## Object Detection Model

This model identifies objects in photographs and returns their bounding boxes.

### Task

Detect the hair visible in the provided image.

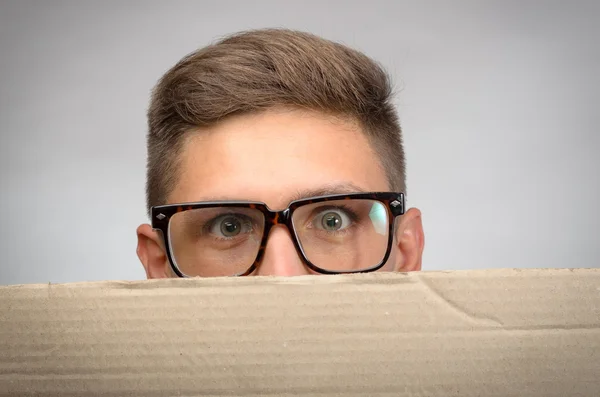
[146,28,405,214]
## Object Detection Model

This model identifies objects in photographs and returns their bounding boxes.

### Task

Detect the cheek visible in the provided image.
[381,247,401,272]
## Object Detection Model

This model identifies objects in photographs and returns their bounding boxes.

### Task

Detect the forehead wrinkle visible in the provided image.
[170,182,369,207]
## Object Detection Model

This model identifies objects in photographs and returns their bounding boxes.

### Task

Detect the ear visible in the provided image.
[136,223,171,279]
[392,208,425,272]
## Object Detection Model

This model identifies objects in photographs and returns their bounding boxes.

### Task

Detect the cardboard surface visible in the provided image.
[1,268,599,396]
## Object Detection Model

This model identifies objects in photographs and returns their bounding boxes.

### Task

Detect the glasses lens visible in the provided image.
[292,199,390,272]
[168,207,265,277]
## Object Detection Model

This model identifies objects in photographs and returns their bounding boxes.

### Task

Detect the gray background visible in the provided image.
[1,0,598,285]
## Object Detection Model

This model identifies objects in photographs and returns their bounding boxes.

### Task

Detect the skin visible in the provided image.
[136,107,424,278]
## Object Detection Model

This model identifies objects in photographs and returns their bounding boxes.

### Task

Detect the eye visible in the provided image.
[209,215,253,238]
[314,208,353,231]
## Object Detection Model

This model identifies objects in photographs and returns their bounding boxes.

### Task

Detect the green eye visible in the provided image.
[314,208,353,231]
[220,217,242,237]
[208,215,253,238]
[321,212,343,231]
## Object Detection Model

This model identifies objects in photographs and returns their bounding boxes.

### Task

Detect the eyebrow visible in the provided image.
[179,183,368,205]
[289,183,368,202]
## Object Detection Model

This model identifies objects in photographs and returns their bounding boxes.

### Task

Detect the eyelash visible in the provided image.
[308,204,360,227]
[196,204,360,237]
[200,214,255,239]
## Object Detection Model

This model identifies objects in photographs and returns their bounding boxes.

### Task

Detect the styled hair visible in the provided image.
[146,28,405,214]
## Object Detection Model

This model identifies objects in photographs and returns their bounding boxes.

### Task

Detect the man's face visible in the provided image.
[136,108,424,278]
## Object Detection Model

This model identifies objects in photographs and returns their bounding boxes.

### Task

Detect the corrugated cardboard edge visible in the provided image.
[1,268,599,396]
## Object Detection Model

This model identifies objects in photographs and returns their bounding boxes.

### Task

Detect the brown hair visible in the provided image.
[146,28,405,214]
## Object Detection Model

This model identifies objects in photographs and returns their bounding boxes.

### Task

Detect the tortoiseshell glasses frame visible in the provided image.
[151,192,405,277]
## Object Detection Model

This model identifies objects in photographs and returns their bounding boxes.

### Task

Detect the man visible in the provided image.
[136,28,424,278]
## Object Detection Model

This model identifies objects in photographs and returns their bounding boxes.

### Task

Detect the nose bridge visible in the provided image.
[256,209,308,276]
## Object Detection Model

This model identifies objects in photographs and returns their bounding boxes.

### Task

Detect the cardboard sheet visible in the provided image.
[1,268,599,396]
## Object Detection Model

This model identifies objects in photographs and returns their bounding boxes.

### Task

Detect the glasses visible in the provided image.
[151,192,405,277]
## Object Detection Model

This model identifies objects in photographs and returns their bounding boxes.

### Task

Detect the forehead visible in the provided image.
[169,108,390,209]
